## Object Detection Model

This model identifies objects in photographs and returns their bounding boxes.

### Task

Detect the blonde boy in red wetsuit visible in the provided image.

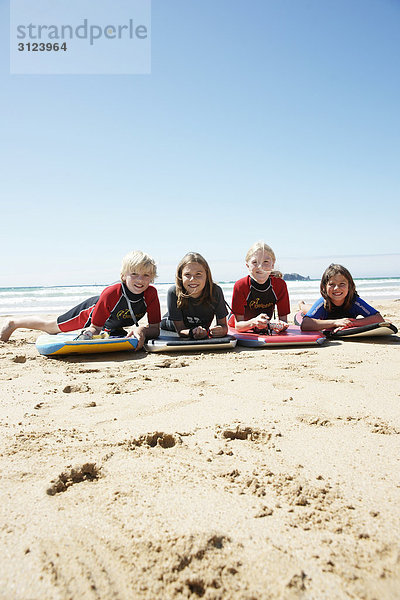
[1,251,160,350]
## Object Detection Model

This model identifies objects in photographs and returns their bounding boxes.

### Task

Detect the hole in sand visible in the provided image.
[187,579,205,597]
[146,432,176,448]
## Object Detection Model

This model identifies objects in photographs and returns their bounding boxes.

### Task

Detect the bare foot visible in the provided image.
[0,320,16,342]
[298,301,308,314]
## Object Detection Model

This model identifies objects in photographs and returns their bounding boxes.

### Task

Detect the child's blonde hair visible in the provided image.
[245,241,276,264]
[245,241,282,278]
[120,250,157,282]
[175,252,216,309]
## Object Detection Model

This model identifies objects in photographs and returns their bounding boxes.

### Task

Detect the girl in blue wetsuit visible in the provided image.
[300,264,384,332]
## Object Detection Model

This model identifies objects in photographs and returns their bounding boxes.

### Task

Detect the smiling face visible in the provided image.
[181,262,207,298]
[123,270,152,295]
[325,274,350,306]
[246,250,275,284]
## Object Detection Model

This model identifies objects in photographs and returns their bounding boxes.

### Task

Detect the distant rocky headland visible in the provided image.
[283,273,310,281]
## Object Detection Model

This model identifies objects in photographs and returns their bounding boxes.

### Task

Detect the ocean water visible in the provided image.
[0,278,399,317]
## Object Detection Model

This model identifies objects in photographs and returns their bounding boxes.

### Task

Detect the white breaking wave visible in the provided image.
[0,279,399,316]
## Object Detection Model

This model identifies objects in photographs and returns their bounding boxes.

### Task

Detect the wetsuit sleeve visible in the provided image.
[273,278,291,318]
[91,284,121,328]
[350,297,379,317]
[231,278,248,315]
[144,286,161,324]
[166,286,183,322]
[305,298,327,319]
[214,285,228,319]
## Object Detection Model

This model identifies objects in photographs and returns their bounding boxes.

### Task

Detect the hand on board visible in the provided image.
[332,318,357,333]
[128,325,145,350]
[192,326,208,339]
[269,320,289,333]
[209,325,225,338]
[251,313,270,329]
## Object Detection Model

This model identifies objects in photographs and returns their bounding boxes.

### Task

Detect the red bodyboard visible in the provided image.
[228,324,325,347]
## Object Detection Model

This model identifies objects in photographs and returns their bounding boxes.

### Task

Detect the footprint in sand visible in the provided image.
[106,382,141,394]
[63,383,90,393]
[254,505,274,518]
[128,431,182,449]
[154,358,188,369]
[47,462,101,496]
[286,571,309,592]
[219,425,271,442]
[162,533,241,596]
[298,415,332,427]
[367,418,400,435]
[12,355,26,363]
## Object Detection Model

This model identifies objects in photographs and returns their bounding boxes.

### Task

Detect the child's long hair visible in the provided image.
[320,264,357,312]
[176,252,216,309]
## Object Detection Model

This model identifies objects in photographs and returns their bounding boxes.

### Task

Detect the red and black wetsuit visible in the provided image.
[57,282,161,337]
[231,275,290,321]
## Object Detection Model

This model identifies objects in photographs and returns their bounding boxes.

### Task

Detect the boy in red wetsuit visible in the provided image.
[1,251,161,349]
[230,242,290,333]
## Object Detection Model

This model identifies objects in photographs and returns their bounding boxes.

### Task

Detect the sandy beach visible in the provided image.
[0,300,399,600]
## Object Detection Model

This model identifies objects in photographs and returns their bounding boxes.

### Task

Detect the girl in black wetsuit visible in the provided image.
[162,252,228,340]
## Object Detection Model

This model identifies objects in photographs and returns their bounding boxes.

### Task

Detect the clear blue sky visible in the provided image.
[1,0,399,286]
